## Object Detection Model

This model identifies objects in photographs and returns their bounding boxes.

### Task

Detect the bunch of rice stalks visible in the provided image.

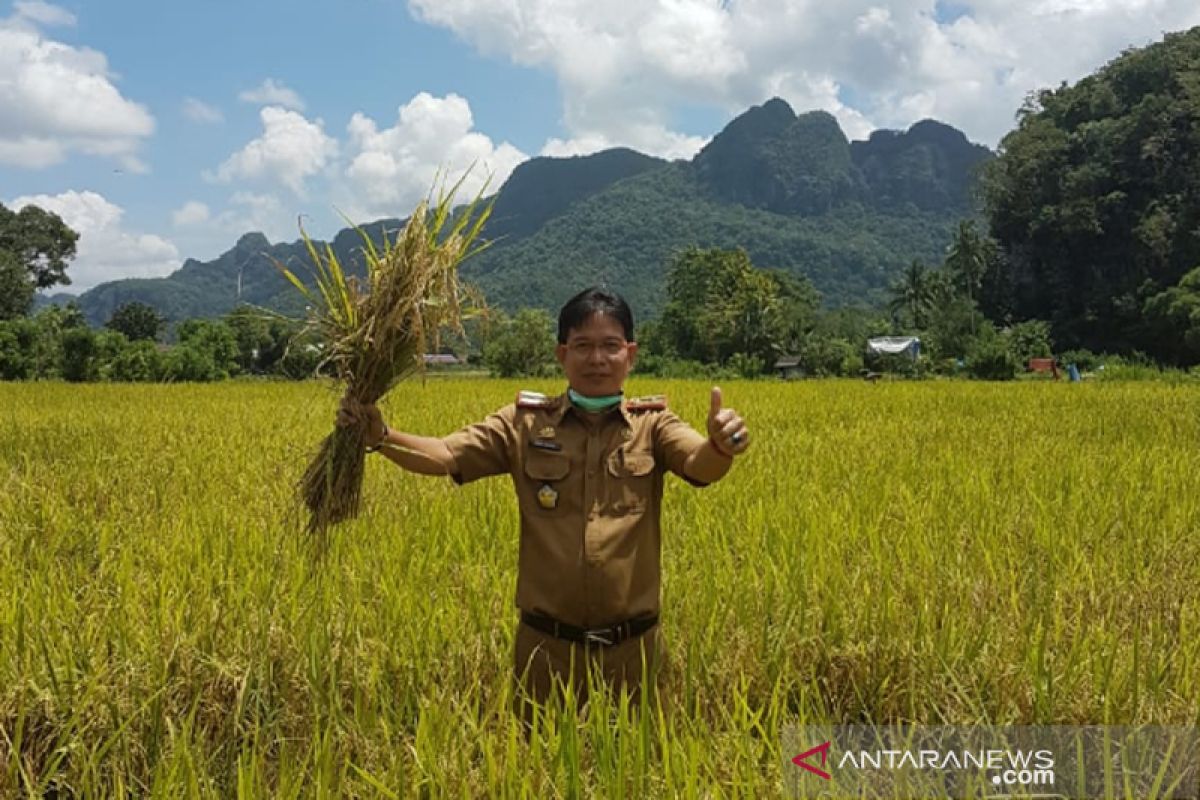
[276,178,492,537]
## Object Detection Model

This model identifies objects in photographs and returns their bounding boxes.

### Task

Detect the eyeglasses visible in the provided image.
[567,339,627,357]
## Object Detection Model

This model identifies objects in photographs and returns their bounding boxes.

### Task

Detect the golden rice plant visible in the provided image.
[275,176,492,536]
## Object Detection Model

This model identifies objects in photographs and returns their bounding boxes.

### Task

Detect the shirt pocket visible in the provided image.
[523,450,571,514]
[604,448,656,513]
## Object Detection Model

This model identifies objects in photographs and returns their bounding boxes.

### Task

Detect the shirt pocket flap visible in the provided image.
[524,451,570,481]
[608,449,655,477]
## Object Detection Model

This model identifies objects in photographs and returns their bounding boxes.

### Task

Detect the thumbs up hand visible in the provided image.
[706,386,749,457]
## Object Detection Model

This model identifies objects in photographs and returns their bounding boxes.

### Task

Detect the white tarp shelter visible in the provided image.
[866,336,921,359]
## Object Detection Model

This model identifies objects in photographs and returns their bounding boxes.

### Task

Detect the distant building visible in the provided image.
[423,353,461,366]
[773,356,804,379]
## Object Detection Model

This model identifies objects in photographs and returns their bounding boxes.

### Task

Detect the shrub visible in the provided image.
[109,340,164,382]
[967,336,1019,380]
[1006,320,1053,364]
[0,319,36,380]
[726,352,765,378]
[61,327,99,382]
[162,344,221,382]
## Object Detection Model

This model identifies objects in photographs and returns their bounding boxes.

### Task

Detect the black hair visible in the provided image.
[557,286,634,344]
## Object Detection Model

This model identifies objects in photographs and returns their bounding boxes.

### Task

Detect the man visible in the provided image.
[337,287,749,714]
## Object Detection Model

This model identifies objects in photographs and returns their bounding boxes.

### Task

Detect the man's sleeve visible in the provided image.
[653,410,711,487]
[441,404,517,485]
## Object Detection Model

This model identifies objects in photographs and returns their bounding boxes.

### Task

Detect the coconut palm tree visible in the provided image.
[887,259,936,329]
[945,220,993,306]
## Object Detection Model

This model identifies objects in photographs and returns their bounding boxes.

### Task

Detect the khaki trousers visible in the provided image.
[512,620,662,722]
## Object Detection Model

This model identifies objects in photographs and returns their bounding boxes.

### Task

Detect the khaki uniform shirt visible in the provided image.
[442,390,709,628]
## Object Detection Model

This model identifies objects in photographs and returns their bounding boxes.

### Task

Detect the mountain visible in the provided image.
[51,98,992,327]
[49,222,402,327]
[851,119,989,211]
[461,99,992,315]
[694,102,863,214]
[486,148,665,241]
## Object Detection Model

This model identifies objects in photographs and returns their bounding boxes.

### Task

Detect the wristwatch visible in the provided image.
[365,423,390,453]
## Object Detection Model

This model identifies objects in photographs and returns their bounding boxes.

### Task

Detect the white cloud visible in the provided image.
[14,1,75,27]
[182,97,223,124]
[221,192,289,241]
[238,78,305,111]
[208,106,338,195]
[541,126,705,159]
[171,201,211,227]
[198,91,525,241]
[11,190,180,292]
[408,0,1200,149]
[339,92,527,220]
[0,9,155,169]
[189,192,292,245]
[164,191,299,266]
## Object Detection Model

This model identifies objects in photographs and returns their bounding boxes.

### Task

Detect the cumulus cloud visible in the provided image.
[198,90,525,243]
[219,192,290,241]
[339,92,527,220]
[182,97,223,124]
[0,8,155,170]
[11,190,180,292]
[208,106,338,196]
[163,192,298,267]
[541,126,705,159]
[171,201,211,227]
[238,78,305,111]
[409,0,1200,150]
[14,1,75,27]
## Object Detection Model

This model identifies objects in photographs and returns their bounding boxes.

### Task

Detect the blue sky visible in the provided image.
[2,0,1198,292]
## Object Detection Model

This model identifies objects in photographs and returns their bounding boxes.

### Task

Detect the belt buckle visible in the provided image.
[584,627,614,646]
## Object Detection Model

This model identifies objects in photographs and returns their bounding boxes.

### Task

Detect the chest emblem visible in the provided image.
[537,483,559,509]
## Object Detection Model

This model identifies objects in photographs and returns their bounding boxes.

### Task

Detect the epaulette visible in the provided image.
[626,394,667,412]
[516,390,557,409]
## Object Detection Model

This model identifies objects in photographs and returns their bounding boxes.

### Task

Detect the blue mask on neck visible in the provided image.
[568,387,623,412]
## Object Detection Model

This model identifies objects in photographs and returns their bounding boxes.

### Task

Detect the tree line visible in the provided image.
[0,300,323,382]
[478,238,1059,382]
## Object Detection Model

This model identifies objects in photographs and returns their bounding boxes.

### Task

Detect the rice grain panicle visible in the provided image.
[274,175,493,539]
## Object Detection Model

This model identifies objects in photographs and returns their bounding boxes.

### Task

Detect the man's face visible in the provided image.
[555,312,638,397]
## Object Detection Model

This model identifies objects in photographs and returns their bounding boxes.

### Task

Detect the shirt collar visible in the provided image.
[550,387,634,427]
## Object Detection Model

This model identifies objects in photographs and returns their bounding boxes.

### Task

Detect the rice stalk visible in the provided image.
[274,174,493,538]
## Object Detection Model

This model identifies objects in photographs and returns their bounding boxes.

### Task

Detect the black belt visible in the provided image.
[520,611,658,648]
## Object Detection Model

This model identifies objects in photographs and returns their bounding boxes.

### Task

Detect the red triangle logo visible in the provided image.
[792,740,832,780]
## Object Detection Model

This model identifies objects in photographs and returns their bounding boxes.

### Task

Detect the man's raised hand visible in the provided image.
[706,386,750,457]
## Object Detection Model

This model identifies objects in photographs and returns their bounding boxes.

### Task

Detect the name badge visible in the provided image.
[531,439,562,451]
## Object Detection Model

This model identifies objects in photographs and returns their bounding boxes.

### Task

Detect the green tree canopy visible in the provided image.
[981,27,1200,359]
[1142,266,1200,364]
[482,308,558,378]
[887,260,937,330]
[176,319,240,378]
[653,247,819,371]
[0,250,35,321]
[106,301,166,342]
[0,202,79,291]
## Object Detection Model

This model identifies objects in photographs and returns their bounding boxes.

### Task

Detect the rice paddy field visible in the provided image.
[2,378,1198,798]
